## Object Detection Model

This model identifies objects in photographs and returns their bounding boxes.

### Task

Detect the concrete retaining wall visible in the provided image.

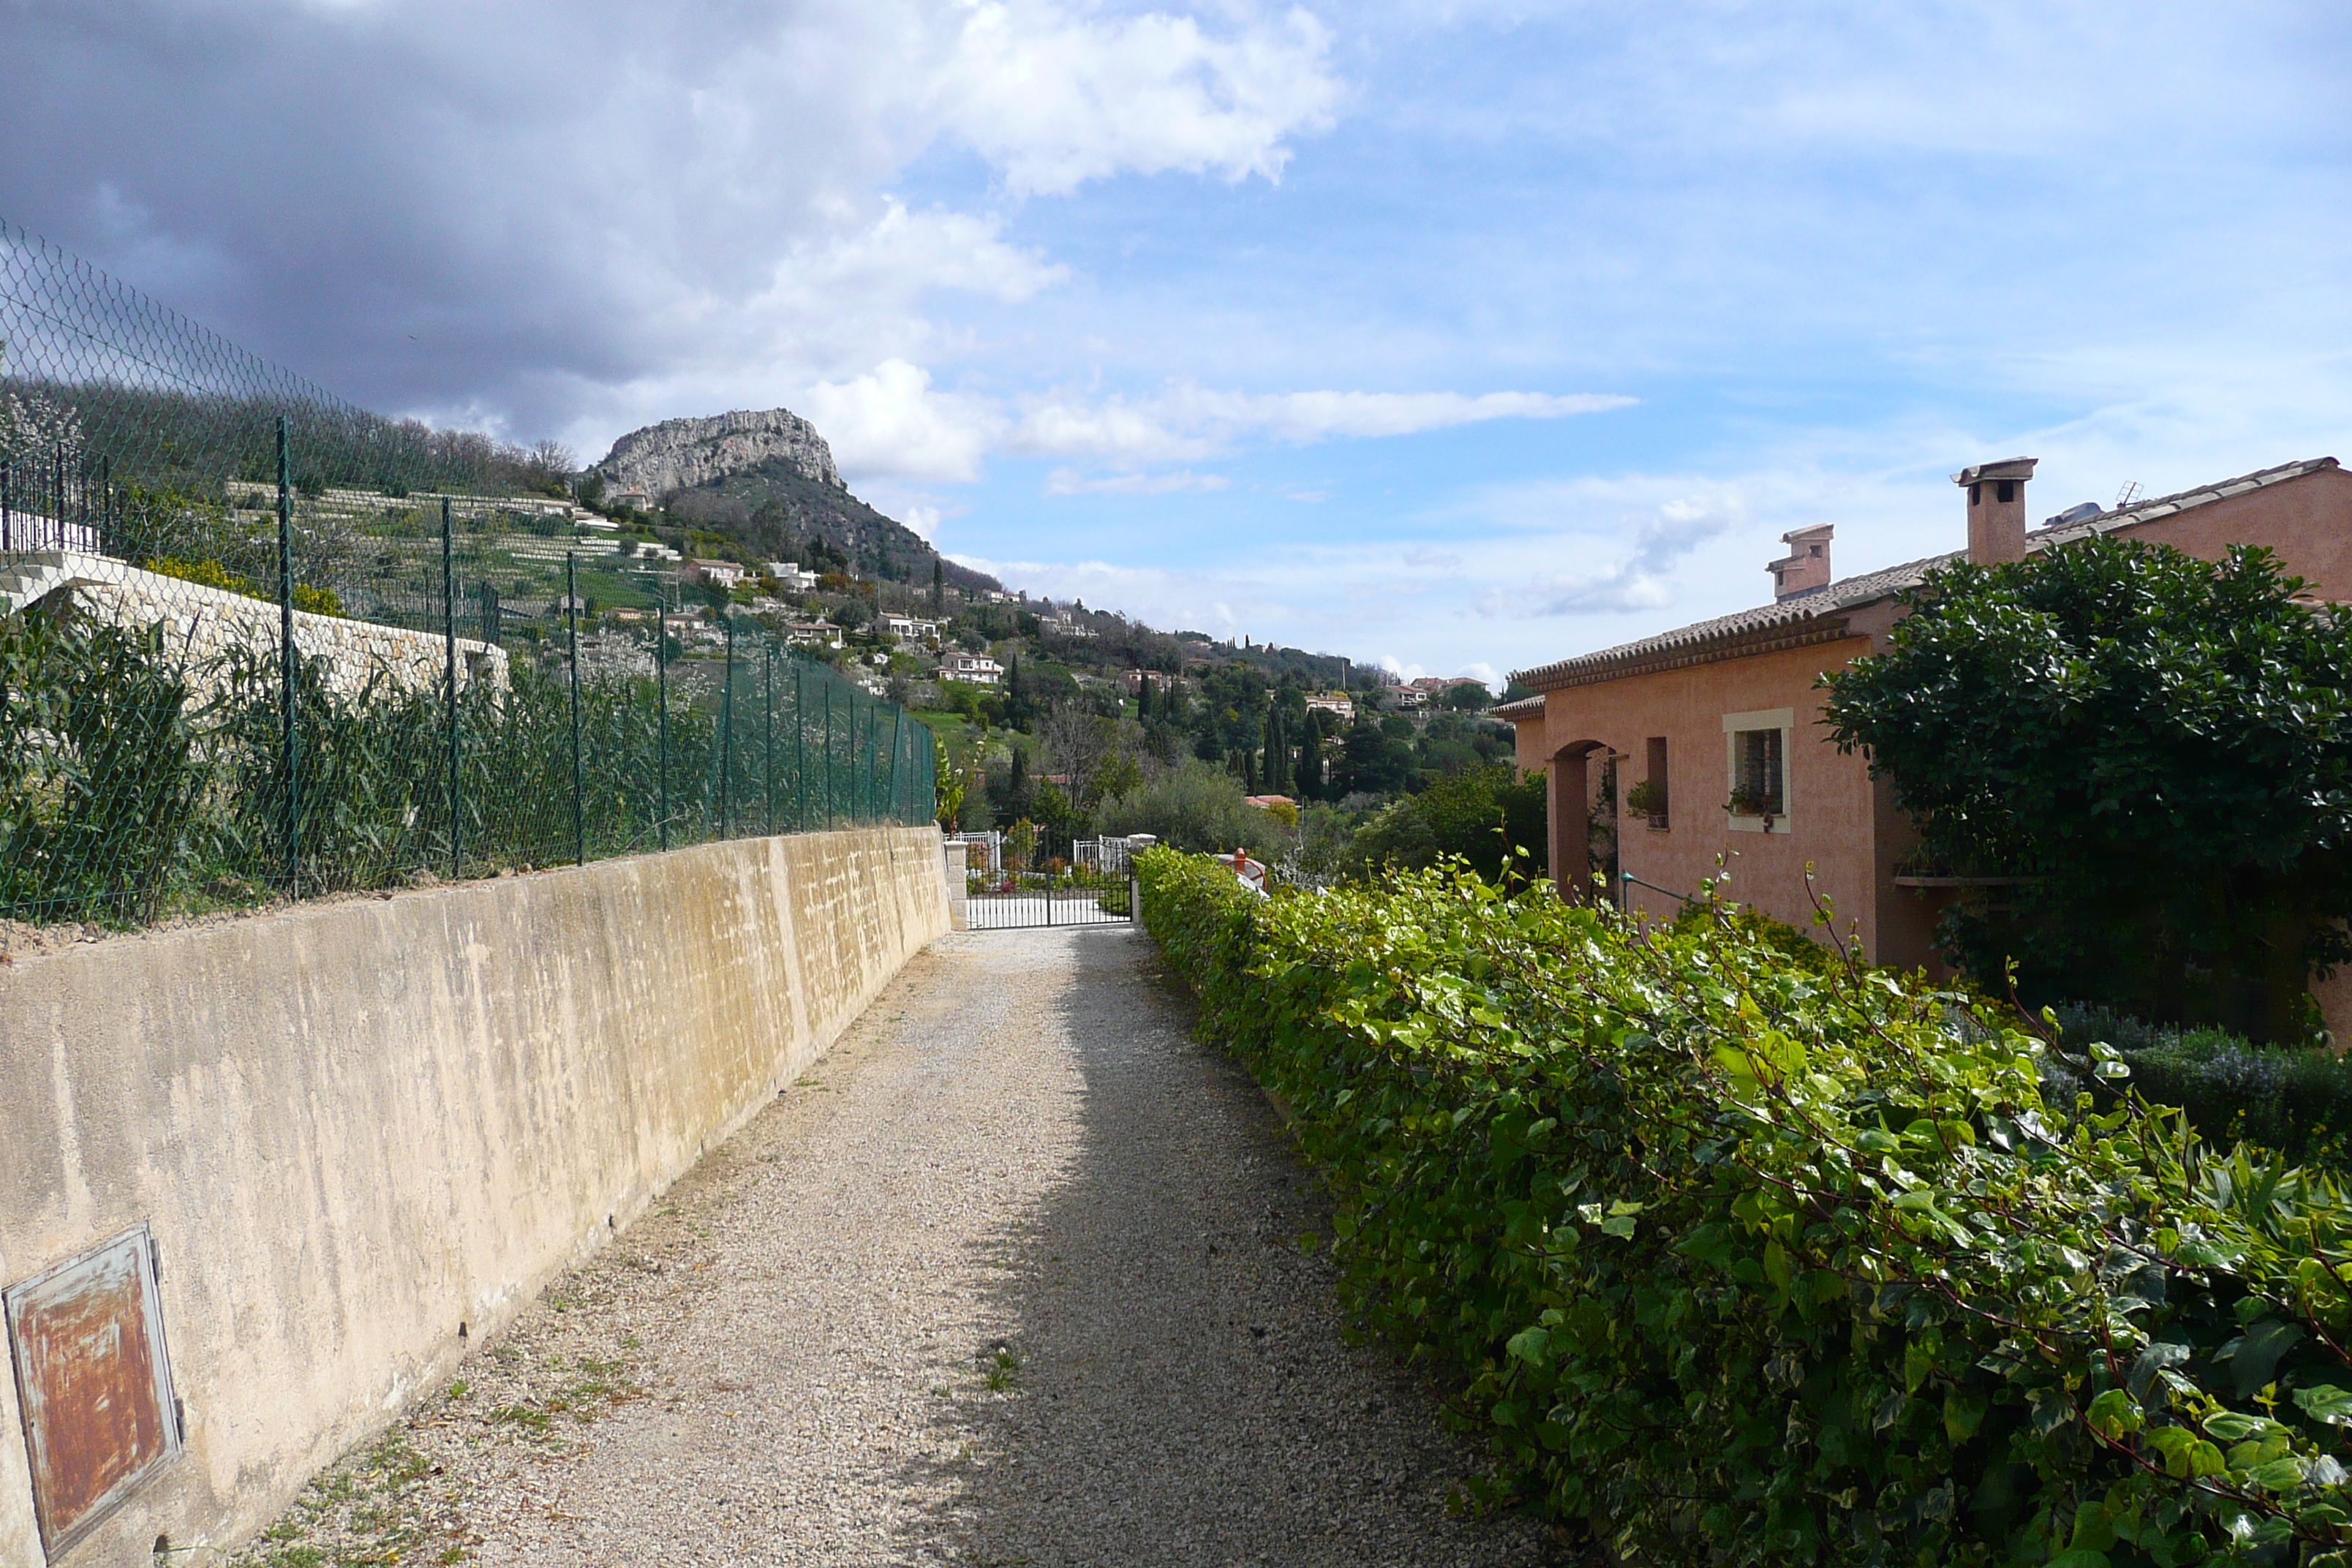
[0,825,949,1565]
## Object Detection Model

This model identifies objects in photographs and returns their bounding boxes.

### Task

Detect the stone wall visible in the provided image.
[0,825,950,1566]
[1,551,508,700]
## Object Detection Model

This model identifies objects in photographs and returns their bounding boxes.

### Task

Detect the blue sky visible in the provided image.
[6,0,2348,686]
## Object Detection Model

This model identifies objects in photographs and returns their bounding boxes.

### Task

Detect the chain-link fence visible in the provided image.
[1,216,935,932]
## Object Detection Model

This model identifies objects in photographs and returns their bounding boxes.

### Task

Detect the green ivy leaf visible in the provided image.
[2296,1384,2352,1426]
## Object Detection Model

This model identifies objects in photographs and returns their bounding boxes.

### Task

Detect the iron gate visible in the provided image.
[962,867,1139,930]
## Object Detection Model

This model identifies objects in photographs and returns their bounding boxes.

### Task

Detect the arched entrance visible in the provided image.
[1549,739,1606,901]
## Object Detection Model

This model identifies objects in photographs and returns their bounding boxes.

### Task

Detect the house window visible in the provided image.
[1643,736,1670,829]
[1733,729,1783,815]
[1721,708,1793,831]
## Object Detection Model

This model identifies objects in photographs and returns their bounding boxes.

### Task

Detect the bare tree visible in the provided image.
[527,438,577,478]
[1039,701,1120,807]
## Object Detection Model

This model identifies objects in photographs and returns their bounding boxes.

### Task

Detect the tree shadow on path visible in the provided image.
[892,923,1578,1568]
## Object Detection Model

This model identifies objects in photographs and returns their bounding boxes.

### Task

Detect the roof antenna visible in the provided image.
[2114,480,2143,509]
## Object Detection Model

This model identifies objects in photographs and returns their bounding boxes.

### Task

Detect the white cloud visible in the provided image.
[751,200,1067,318]
[1014,383,1633,461]
[946,554,1292,638]
[795,372,1629,490]
[939,4,1344,196]
[799,360,1004,483]
[1488,496,1747,617]
[949,456,1943,682]
[1044,467,1232,495]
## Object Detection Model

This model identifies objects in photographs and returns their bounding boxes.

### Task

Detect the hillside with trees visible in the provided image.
[557,422,1532,883]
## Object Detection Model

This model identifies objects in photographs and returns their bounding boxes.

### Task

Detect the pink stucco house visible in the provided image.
[1502,455,2352,1009]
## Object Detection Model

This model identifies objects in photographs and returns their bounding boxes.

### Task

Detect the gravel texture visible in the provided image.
[233,923,1573,1567]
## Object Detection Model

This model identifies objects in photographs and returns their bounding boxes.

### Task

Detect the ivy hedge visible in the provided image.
[1137,847,2352,1566]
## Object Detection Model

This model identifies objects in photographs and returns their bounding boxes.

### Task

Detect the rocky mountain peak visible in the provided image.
[592,408,843,500]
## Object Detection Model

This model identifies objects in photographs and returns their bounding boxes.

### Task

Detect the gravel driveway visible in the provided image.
[236,924,1568,1567]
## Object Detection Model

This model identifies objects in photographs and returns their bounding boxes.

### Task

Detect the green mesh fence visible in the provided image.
[0,216,935,930]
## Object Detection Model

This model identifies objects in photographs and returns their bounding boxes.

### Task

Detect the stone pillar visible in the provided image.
[943,839,969,931]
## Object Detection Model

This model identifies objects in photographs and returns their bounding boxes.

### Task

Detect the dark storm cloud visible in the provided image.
[1,1,1339,453]
[3,0,916,435]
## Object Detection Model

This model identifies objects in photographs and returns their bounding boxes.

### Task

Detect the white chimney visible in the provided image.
[1768,524,1833,600]
[1953,457,2038,565]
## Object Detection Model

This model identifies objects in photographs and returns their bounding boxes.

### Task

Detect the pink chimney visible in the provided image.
[1953,457,2038,565]
[1768,524,1833,600]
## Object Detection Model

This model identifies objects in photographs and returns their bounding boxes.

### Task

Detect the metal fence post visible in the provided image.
[823,682,835,831]
[719,612,736,838]
[442,497,459,881]
[2,459,11,550]
[276,416,300,899]
[887,709,902,824]
[763,646,775,832]
[657,587,670,851]
[794,661,806,832]
[568,551,584,867]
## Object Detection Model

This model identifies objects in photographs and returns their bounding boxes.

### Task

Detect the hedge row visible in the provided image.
[1136,848,2352,1567]
[2046,1006,2352,1166]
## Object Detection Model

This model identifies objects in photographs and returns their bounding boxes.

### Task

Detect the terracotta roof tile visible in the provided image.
[1508,456,2339,693]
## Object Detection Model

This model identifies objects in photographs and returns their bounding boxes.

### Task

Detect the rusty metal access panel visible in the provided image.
[4,1225,182,1558]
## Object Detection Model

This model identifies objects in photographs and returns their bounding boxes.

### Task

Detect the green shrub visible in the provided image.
[1138,846,2352,1566]
[1820,538,2352,1041]
[1331,763,1546,886]
[2052,1004,2352,1164]
[0,611,214,921]
[1096,758,1288,859]
[1670,892,1847,976]
[147,555,344,617]
[1,610,758,921]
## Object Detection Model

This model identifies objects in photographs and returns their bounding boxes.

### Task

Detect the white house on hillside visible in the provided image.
[935,652,1003,686]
